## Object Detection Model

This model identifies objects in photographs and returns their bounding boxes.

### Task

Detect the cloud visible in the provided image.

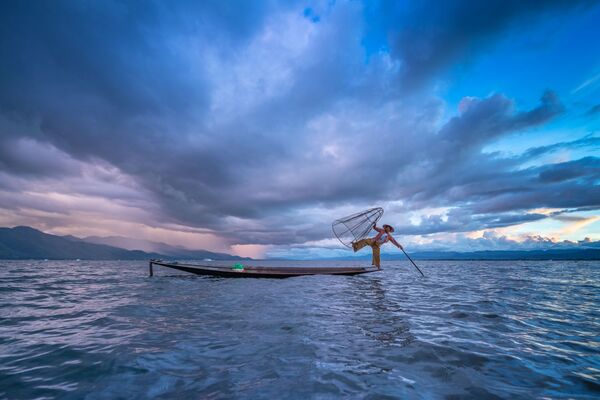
[389,92,570,209]
[266,230,600,258]
[0,1,598,254]
[424,231,600,252]
[538,157,599,182]
[520,134,600,159]
[0,136,81,179]
[393,210,548,236]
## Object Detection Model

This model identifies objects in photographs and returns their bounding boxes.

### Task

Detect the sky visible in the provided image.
[0,0,599,259]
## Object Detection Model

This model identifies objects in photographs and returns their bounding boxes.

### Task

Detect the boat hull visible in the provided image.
[149,260,378,278]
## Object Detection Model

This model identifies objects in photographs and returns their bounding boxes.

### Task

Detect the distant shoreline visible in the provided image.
[1,226,598,262]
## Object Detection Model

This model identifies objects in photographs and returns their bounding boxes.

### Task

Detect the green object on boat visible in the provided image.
[231,263,245,271]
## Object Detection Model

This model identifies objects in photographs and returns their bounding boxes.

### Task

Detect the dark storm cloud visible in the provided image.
[0,0,289,224]
[390,156,600,237]
[0,0,598,247]
[375,92,597,238]
[0,135,80,179]
[406,151,599,217]
[391,92,566,207]
[437,91,563,147]
[538,157,599,183]
[369,0,597,89]
[468,161,600,214]
[0,0,282,152]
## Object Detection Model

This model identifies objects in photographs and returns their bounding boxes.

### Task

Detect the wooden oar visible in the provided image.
[400,247,425,277]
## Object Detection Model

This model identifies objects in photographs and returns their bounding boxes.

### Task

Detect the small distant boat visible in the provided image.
[149,260,378,279]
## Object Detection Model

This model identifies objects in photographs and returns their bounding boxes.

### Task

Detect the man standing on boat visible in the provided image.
[352,224,403,269]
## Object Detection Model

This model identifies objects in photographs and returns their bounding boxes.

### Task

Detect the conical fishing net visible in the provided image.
[332,207,384,248]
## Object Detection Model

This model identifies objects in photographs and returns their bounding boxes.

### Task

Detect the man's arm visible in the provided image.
[390,236,403,250]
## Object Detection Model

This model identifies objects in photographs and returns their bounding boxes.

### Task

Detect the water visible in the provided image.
[1,260,598,399]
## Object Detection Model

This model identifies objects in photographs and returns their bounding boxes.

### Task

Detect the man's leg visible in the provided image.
[372,244,381,269]
[352,238,372,252]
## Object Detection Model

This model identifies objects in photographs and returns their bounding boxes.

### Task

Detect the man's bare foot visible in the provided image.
[352,242,358,252]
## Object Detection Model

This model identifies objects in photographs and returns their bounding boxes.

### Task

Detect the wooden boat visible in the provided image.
[149,260,379,278]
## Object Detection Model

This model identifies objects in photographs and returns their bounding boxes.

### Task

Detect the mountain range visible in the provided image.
[0,226,248,260]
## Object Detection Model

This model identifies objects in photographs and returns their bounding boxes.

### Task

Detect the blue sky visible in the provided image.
[0,0,598,258]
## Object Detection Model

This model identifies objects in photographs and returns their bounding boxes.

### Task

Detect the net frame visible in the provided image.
[331,207,384,248]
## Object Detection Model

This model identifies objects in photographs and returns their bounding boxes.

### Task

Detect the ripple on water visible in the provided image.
[0,260,599,399]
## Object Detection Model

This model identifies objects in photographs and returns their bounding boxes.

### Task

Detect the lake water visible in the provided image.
[1,260,599,399]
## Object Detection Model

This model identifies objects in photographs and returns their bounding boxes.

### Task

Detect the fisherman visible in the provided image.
[352,224,403,269]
